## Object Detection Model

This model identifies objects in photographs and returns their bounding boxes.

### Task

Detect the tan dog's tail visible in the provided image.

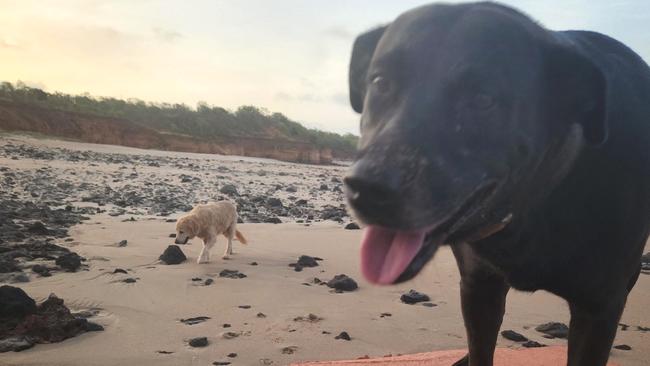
[235,230,248,245]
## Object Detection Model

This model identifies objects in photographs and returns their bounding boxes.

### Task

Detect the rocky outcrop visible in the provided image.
[0,100,340,164]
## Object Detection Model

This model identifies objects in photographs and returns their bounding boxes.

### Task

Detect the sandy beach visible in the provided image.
[1,134,648,366]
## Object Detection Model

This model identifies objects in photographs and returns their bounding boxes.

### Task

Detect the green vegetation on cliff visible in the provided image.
[0,81,358,155]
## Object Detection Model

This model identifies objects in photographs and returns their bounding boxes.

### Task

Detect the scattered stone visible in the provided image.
[282,346,298,354]
[117,240,128,247]
[0,336,34,352]
[191,277,202,281]
[169,233,176,238]
[220,184,238,196]
[257,312,267,318]
[122,278,137,283]
[614,344,632,351]
[112,268,128,274]
[501,330,528,342]
[221,331,240,339]
[380,313,392,318]
[335,331,351,341]
[535,322,569,339]
[156,350,174,354]
[227,352,237,358]
[85,322,104,331]
[421,302,437,308]
[264,217,282,224]
[0,285,37,320]
[213,362,231,366]
[344,222,360,230]
[31,264,51,277]
[55,253,82,272]
[522,340,545,348]
[189,337,208,347]
[222,324,231,328]
[159,245,186,265]
[327,274,358,292]
[180,316,211,325]
[219,269,247,279]
[238,305,251,309]
[260,358,274,365]
[400,290,430,304]
[250,261,258,266]
[204,278,214,286]
[293,313,322,322]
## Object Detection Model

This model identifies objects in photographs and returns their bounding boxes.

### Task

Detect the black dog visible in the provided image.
[345,2,649,366]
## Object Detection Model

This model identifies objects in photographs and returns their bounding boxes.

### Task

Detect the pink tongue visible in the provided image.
[360,226,426,285]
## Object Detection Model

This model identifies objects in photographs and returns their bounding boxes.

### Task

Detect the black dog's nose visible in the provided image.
[344,160,402,209]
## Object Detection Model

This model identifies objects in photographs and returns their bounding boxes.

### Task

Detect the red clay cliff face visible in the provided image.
[0,100,339,164]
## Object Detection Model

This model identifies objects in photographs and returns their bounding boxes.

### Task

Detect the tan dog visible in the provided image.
[174,201,247,263]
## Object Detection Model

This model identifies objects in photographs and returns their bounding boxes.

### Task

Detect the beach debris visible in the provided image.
[327,274,358,292]
[400,289,430,304]
[159,245,186,265]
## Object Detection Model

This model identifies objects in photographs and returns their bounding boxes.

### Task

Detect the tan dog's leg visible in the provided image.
[223,225,235,259]
[198,236,216,264]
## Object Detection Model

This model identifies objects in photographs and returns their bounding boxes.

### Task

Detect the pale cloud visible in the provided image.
[152,27,183,43]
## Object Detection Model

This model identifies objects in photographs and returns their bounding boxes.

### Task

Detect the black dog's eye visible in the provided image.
[471,93,495,110]
[371,75,392,95]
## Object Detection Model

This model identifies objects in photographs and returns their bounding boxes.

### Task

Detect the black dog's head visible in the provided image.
[345,2,608,285]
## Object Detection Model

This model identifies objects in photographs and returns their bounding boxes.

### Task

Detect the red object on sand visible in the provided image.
[291,347,620,366]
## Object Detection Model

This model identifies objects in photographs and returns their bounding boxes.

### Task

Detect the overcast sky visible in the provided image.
[1,0,648,135]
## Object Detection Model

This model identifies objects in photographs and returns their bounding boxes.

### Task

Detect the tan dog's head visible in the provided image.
[175,216,199,244]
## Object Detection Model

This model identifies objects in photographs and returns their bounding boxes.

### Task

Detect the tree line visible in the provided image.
[0,81,358,154]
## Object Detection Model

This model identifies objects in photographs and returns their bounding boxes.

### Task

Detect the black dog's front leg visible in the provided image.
[567,297,627,366]
[452,244,509,366]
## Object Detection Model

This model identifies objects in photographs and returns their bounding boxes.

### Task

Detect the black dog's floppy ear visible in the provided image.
[349,25,388,113]
[545,42,609,145]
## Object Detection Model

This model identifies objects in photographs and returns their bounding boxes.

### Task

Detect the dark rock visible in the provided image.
[85,322,104,331]
[204,278,214,286]
[180,316,211,325]
[219,269,246,279]
[0,258,20,273]
[400,290,430,304]
[159,245,186,265]
[380,313,392,318]
[267,197,283,207]
[344,222,360,230]
[296,255,319,268]
[614,344,632,351]
[189,337,208,347]
[55,253,82,272]
[335,331,351,341]
[157,350,174,354]
[319,184,329,190]
[220,184,238,196]
[522,340,545,348]
[169,233,176,238]
[238,305,251,309]
[117,240,128,247]
[264,217,282,224]
[27,221,50,235]
[191,277,202,281]
[0,285,37,320]
[501,330,528,342]
[327,274,358,292]
[257,312,267,318]
[122,278,137,283]
[112,268,128,274]
[286,186,298,193]
[421,302,437,308]
[213,362,231,366]
[0,336,34,352]
[31,265,51,277]
[282,346,298,354]
[222,324,231,328]
[535,322,569,339]
[250,261,258,266]
[227,352,237,358]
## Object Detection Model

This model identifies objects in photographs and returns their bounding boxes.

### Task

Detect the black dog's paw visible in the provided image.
[451,354,469,366]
